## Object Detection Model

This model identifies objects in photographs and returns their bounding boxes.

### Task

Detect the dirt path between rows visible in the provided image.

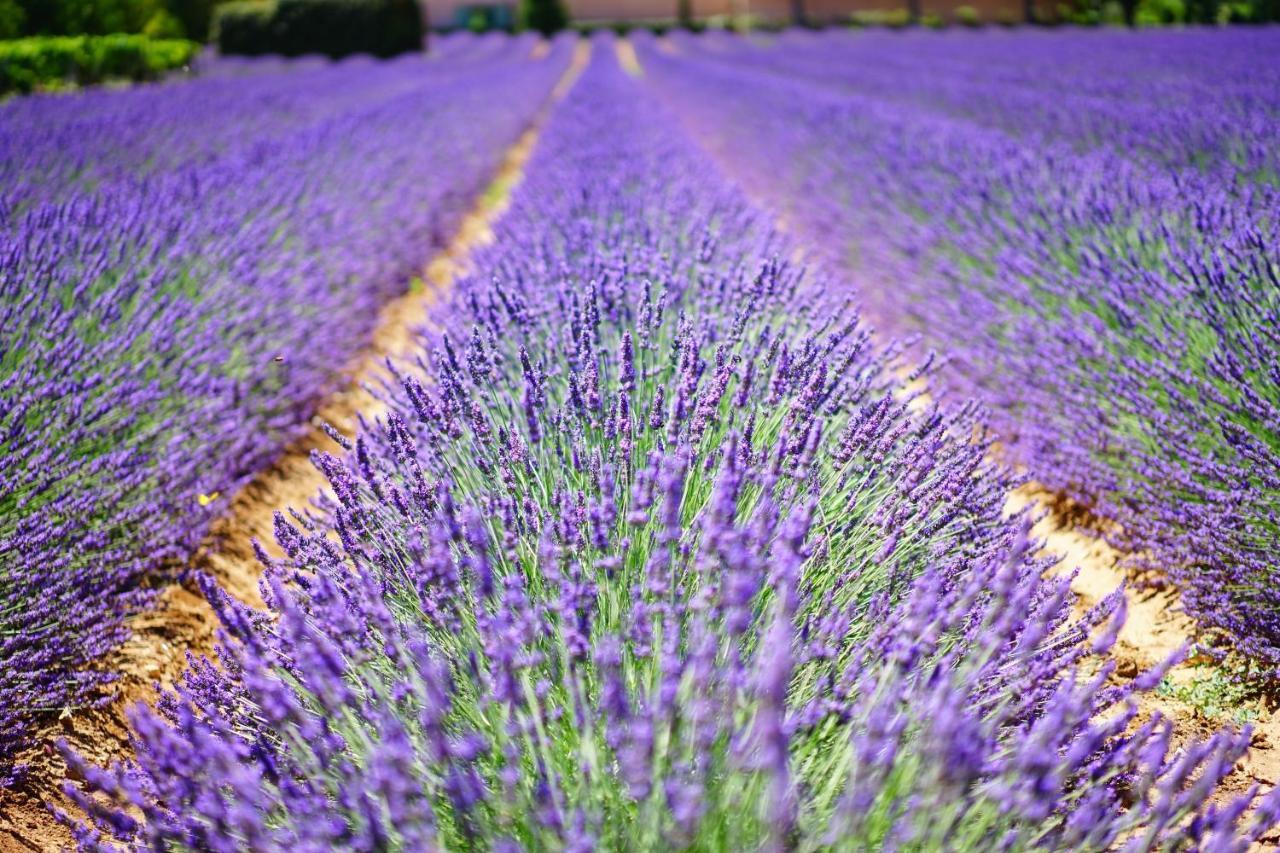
[0,40,590,853]
[1008,487,1280,819]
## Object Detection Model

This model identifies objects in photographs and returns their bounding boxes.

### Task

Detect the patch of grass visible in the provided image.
[1157,660,1262,725]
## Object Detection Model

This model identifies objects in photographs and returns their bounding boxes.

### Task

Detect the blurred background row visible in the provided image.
[10,0,1280,36]
[0,0,1275,167]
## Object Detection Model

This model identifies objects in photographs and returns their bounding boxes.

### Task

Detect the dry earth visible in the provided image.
[1008,486,1280,829]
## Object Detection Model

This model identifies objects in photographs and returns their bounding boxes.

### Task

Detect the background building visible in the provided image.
[429,0,1030,30]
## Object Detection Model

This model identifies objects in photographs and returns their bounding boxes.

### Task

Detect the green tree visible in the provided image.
[0,0,24,36]
[164,0,214,40]
[517,0,565,34]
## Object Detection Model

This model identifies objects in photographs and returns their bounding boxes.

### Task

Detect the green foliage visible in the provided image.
[0,0,24,38]
[211,0,270,53]
[0,33,196,93]
[1136,0,1184,23]
[1157,661,1262,725]
[954,4,983,24]
[517,0,566,35]
[164,0,216,40]
[214,0,423,58]
[571,20,680,35]
[1057,0,1276,22]
[849,8,912,26]
[12,0,185,36]
[142,7,184,36]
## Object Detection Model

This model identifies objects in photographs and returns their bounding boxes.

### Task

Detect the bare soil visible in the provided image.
[0,40,589,853]
[1008,485,1280,841]
[616,39,643,77]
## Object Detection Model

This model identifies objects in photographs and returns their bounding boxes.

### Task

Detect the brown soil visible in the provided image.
[615,39,644,77]
[1008,486,1280,816]
[0,40,590,853]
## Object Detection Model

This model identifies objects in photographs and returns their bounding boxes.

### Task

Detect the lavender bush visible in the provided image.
[0,34,574,785]
[63,46,1280,850]
[638,29,1280,669]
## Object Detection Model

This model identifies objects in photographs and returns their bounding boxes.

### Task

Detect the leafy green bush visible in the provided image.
[214,0,422,58]
[849,8,912,26]
[163,0,216,39]
[211,0,270,53]
[954,4,982,24]
[16,0,166,37]
[0,33,196,93]
[1136,0,1184,22]
[0,0,24,38]
[517,0,565,34]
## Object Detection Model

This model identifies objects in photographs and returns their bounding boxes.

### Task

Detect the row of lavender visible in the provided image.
[63,45,1280,850]
[0,33,573,785]
[637,29,1280,668]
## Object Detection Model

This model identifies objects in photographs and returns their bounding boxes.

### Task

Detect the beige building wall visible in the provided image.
[425,0,1027,27]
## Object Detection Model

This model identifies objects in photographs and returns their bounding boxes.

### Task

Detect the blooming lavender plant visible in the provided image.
[63,45,1279,851]
[0,34,575,785]
[637,29,1280,670]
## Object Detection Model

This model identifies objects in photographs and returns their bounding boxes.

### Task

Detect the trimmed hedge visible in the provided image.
[214,0,423,58]
[517,0,565,34]
[212,0,271,53]
[0,33,196,93]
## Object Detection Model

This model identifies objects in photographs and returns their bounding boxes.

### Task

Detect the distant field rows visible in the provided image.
[3,27,1280,851]
[0,31,573,786]
[637,27,1280,669]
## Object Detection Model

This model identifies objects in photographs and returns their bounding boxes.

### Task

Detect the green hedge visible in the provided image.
[212,0,270,52]
[4,0,219,41]
[214,0,423,58]
[517,0,565,34]
[0,33,196,93]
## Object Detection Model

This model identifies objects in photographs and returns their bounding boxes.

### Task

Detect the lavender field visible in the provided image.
[3,25,1280,852]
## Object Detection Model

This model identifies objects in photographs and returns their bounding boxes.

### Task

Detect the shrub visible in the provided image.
[214,0,423,58]
[164,0,215,39]
[271,0,423,57]
[13,0,168,37]
[1136,0,1185,23]
[517,0,566,35]
[141,7,184,36]
[0,33,196,94]
[954,4,982,24]
[0,0,24,38]
[212,0,271,53]
[849,8,912,26]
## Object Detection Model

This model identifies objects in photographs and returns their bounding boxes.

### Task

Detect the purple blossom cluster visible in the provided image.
[637,29,1280,668]
[0,34,574,784]
[63,43,1280,850]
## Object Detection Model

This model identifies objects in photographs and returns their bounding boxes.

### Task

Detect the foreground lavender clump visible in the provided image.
[62,48,1279,850]
[0,34,573,783]
[638,29,1280,669]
